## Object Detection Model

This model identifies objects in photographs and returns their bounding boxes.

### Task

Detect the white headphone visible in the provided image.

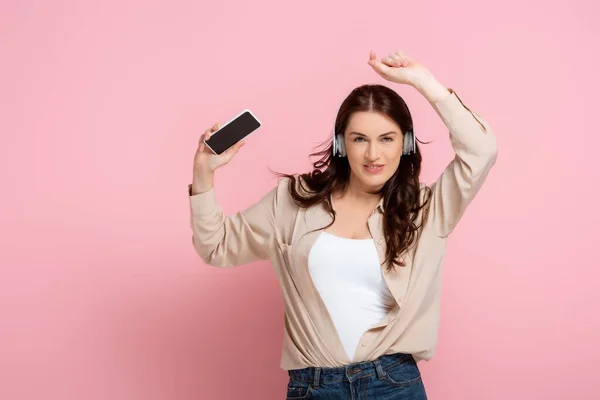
[332,99,415,158]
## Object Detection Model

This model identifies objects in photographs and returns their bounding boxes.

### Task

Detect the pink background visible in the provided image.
[1,0,599,399]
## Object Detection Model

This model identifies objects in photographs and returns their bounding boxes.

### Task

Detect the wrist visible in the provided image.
[191,169,215,195]
[411,73,450,103]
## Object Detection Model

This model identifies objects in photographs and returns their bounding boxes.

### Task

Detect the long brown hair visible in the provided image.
[272,84,432,272]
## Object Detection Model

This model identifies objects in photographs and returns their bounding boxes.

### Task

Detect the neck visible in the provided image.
[337,172,383,206]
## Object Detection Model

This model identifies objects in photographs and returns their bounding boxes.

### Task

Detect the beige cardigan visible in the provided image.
[188,88,498,370]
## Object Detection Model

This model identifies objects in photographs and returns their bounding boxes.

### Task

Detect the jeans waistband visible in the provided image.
[287,353,415,388]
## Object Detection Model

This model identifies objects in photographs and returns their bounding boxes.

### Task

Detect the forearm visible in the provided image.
[410,73,451,103]
[410,71,496,156]
[190,170,215,195]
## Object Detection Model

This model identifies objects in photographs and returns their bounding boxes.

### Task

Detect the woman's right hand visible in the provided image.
[191,122,246,195]
[193,122,246,175]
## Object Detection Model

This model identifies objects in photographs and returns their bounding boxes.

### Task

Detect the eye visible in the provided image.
[382,137,394,142]
[353,137,366,142]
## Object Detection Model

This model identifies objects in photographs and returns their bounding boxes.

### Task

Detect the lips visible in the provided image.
[364,164,384,173]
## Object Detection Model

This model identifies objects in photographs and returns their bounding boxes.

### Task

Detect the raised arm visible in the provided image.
[188,121,283,267]
[368,49,498,236]
[424,85,498,236]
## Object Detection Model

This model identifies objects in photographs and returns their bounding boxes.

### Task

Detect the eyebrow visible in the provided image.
[349,131,397,137]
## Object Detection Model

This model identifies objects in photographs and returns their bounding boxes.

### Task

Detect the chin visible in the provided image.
[358,173,388,186]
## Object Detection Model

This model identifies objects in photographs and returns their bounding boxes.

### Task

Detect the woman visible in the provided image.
[188,49,497,399]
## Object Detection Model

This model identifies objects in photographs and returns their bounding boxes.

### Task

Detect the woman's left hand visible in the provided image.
[367,50,434,87]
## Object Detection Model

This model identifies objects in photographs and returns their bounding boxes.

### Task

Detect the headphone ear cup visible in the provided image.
[337,133,346,157]
[332,131,337,156]
[403,130,415,155]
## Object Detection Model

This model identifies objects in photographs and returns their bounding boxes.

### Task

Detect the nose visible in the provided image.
[366,142,380,161]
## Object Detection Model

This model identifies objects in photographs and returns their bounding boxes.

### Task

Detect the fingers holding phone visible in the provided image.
[193,109,261,174]
[194,123,245,174]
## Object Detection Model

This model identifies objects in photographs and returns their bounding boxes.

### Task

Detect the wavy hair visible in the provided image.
[272,84,432,272]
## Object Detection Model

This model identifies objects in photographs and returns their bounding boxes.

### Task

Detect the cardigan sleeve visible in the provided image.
[188,178,288,267]
[427,89,498,237]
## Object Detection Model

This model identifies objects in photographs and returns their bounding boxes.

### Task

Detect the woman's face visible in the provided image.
[343,111,404,190]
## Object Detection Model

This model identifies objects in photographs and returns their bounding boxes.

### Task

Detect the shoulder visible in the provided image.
[271,174,302,210]
[274,173,313,198]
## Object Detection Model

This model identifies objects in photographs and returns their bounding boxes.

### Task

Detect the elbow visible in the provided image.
[463,140,497,172]
[473,114,498,166]
[192,237,230,268]
[482,140,498,167]
[476,129,498,168]
[192,239,213,265]
[195,248,216,266]
[197,250,231,268]
[460,137,497,181]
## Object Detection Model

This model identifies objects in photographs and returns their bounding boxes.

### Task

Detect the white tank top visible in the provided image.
[308,231,396,362]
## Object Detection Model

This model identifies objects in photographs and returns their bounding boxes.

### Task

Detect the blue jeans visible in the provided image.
[286,353,427,399]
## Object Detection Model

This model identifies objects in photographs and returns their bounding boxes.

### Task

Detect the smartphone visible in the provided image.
[204,109,261,155]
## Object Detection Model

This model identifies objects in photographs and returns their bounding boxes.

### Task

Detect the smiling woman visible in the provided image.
[346,111,406,181]
[350,129,400,172]
[275,82,429,270]
[189,49,497,399]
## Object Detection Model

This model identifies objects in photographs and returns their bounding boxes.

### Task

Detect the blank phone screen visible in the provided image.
[205,111,261,154]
